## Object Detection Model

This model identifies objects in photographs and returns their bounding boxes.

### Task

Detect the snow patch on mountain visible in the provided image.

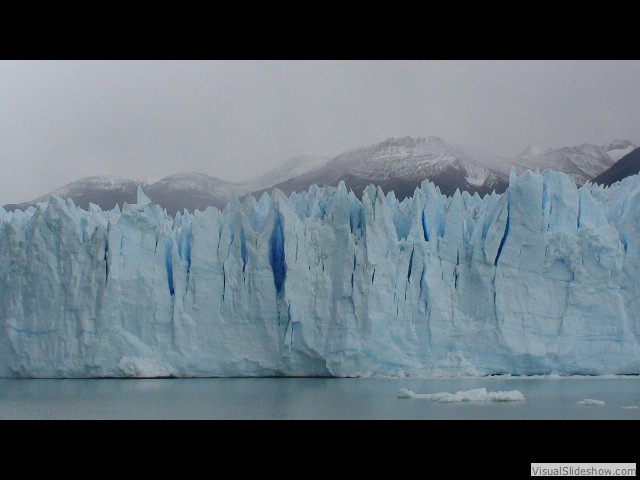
[46,175,150,198]
[463,162,492,186]
[337,136,509,181]
[245,156,330,192]
[605,140,636,162]
[513,140,637,186]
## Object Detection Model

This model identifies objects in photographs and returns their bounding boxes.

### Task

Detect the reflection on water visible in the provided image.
[0,377,638,419]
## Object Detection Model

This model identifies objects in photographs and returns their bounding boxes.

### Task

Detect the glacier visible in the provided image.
[0,169,639,378]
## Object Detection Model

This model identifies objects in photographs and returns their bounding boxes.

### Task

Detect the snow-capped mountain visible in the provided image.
[512,140,636,186]
[592,146,640,186]
[4,173,237,215]
[244,155,329,192]
[3,156,331,215]
[145,172,240,213]
[256,136,511,199]
[3,175,151,213]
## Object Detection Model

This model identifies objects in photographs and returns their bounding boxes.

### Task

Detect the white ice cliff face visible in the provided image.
[1,170,639,378]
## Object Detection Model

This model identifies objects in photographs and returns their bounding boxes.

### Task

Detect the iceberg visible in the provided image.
[397,387,525,402]
[1,170,640,378]
[577,399,606,406]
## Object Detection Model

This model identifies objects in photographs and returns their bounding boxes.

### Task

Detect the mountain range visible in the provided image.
[3,156,328,214]
[253,136,510,200]
[4,137,637,214]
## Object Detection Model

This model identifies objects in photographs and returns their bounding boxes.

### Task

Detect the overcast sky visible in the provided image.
[1,60,639,205]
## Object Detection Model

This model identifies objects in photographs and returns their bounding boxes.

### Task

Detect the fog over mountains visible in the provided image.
[4,137,638,214]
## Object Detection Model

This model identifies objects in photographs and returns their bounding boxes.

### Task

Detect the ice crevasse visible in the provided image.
[1,168,639,377]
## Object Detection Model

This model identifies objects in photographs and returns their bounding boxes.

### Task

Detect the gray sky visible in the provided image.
[1,60,639,205]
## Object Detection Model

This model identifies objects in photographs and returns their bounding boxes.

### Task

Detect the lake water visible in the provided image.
[0,377,638,419]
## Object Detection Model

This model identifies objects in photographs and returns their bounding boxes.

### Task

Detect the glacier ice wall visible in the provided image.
[1,170,639,377]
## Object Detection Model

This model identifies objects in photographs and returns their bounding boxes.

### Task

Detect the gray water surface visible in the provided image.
[0,377,638,419]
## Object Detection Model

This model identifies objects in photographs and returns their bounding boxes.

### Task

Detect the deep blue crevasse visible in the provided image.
[269,215,286,296]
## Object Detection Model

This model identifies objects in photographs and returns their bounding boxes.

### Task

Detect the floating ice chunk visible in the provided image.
[397,387,525,402]
[117,357,176,378]
[397,388,415,398]
[621,405,640,410]
[577,399,606,406]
